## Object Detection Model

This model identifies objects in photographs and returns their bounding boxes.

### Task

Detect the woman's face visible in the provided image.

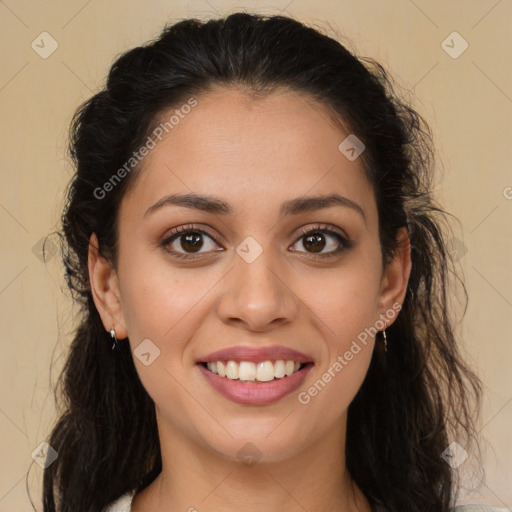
[90,87,410,464]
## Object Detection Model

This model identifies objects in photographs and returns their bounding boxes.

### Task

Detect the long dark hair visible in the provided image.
[42,12,483,512]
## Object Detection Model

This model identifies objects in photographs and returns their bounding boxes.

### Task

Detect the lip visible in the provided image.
[197,345,314,364]
[198,362,314,405]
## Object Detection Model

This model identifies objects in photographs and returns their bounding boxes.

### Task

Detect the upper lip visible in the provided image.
[197,345,314,364]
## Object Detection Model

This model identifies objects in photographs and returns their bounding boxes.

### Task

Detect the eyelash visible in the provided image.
[160,223,351,261]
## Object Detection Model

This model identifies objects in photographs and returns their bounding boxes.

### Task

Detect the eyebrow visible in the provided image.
[144,192,366,223]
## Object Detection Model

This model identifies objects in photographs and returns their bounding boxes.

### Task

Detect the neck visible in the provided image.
[131,410,371,512]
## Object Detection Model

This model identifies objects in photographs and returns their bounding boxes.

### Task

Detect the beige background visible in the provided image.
[0,0,511,510]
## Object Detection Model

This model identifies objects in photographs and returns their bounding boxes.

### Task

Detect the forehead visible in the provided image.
[120,87,376,223]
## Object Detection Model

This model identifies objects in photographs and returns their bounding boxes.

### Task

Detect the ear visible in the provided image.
[377,227,412,326]
[88,232,128,339]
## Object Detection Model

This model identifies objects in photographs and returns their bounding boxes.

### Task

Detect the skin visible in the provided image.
[89,87,411,512]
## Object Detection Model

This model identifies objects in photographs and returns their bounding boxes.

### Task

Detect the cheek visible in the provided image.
[294,269,380,422]
[299,257,382,343]
[294,254,381,407]
[117,260,211,416]
[117,241,206,340]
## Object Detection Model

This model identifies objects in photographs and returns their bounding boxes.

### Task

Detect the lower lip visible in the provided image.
[197,363,314,405]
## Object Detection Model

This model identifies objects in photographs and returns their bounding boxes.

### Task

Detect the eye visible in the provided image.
[160,223,351,261]
[290,224,350,258]
[160,225,222,260]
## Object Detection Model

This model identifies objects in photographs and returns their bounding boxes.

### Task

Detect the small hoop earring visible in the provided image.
[109,328,119,351]
[382,329,388,352]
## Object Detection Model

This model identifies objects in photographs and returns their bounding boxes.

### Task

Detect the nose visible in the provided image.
[216,247,299,333]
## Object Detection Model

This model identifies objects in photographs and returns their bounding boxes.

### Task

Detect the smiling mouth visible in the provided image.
[199,360,314,383]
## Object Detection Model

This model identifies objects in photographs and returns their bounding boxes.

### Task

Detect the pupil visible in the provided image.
[181,233,203,253]
[304,233,325,253]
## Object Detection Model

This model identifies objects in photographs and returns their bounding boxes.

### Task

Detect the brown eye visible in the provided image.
[290,225,350,258]
[300,232,328,253]
[175,232,205,253]
[161,226,222,260]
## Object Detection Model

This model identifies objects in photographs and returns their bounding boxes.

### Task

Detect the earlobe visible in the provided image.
[377,227,412,324]
[88,233,128,339]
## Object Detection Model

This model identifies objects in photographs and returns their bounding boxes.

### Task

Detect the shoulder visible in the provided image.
[103,491,135,512]
[452,505,510,512]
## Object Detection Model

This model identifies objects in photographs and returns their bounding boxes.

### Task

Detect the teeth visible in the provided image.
[274,360,286,378]
[256,361,274,382]
[226,361,238,380]
[206,360,304,382]
[239,361,256,381]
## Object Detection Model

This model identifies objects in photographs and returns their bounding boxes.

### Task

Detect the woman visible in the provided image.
[43,12,501,512]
